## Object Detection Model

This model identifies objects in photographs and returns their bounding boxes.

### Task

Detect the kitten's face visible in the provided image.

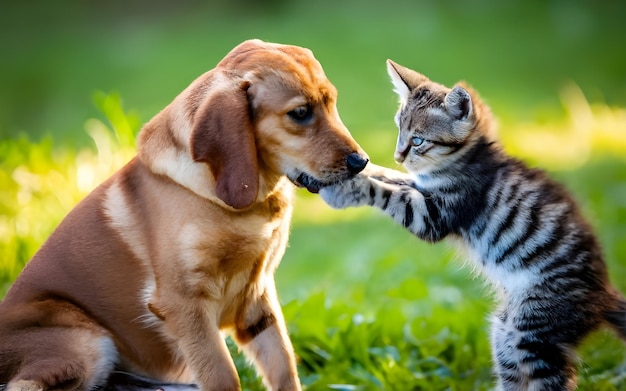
[387,60,477,174]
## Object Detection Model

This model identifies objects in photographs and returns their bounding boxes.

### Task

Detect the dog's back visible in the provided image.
[0,176,122,388]
[0,160,192,388]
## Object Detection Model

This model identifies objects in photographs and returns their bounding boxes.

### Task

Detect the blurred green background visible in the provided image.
[1,0,626,389]
[2,0,626,146]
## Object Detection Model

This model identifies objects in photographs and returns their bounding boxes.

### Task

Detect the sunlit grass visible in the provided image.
[501,83,626,170]
[0,93,136,295]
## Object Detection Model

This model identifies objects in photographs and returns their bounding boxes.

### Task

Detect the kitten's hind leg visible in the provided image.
[490,310,578,391]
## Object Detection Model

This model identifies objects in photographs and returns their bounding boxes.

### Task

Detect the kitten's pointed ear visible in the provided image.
[445,85,472,120]
[386,60,429,105]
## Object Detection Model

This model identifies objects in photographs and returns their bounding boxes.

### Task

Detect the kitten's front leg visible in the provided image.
[321,163,448,242]
[365,163,416,187]
[320,163,411,209]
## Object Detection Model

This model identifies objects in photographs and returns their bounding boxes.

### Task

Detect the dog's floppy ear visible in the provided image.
[190,81,259,210]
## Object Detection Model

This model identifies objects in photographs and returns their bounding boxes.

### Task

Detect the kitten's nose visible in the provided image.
[346,153,368,174]
[394,150,407,163]
[395,137,410,163]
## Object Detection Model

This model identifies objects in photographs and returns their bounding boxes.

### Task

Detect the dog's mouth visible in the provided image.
[289,172,329,194]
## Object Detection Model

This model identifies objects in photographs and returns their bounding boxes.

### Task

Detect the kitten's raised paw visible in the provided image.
[319,184,353,209]
[319,178,369,209]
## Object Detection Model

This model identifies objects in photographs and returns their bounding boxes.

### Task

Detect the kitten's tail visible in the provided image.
[605,291,626,341]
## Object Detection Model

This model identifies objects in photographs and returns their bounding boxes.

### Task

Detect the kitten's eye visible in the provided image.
[410,137,425,147]
[287,105,313,124]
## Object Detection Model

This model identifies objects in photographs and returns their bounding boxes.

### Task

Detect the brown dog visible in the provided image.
[0,39,368,391]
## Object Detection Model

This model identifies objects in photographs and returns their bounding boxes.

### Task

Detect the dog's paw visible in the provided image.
[6,380,43,391]
[319,176,370,209]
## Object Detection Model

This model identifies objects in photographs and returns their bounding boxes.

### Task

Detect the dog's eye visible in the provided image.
[287,105,313,124]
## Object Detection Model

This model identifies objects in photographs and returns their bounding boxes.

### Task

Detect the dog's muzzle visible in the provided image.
[291,152,369,194]
[293,172,324,194]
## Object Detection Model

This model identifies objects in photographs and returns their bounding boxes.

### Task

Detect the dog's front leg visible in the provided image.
[154,299,241,391]
[234,280,301,391]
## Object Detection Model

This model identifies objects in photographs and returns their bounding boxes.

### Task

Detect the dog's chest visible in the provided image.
[162,187,293,297]
[170,192,293,325]
[104,172,294,328]
[181,209,288,275]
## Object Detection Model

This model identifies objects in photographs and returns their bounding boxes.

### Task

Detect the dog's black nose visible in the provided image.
[346,153,368,174]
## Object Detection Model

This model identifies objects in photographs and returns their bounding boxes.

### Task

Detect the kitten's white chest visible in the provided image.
[455,237,535,294]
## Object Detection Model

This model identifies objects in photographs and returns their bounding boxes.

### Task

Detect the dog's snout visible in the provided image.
[346,153,368,174]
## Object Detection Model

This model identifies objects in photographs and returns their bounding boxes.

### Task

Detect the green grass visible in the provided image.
[1,1,626,389]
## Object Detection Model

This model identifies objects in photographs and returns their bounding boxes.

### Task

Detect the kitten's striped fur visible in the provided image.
[320,61,626,390]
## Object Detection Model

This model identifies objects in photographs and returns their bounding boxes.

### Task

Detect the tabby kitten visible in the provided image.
[320,60,626,390]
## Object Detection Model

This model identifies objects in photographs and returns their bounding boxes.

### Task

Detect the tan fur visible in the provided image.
[0,39,367,391]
